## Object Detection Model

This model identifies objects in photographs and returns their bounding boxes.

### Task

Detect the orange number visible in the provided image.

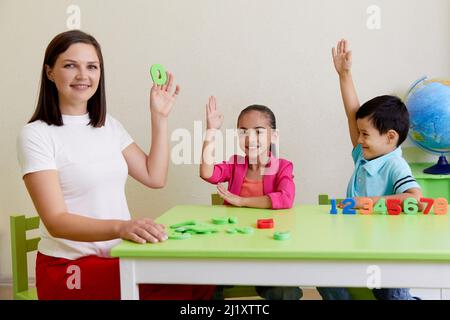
[359,198,373,215]
[434,198,448,215]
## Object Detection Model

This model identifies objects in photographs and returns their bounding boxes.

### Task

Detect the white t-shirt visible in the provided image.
[17,113,134,260]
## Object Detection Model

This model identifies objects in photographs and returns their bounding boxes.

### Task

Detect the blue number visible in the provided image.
[329,199,338,215]
[342,198,356,215]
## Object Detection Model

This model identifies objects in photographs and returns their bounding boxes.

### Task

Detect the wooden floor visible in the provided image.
[0,285,321,300]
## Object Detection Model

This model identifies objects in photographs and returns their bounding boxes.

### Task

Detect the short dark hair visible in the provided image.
[237,105,276,129]
[29,30,106,127]
[356,95,410,146]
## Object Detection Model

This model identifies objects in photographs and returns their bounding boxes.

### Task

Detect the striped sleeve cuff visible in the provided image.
[393,175,421,194]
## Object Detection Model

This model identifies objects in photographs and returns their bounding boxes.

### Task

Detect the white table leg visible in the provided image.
[441,289,450,300]
[119,259,139,300]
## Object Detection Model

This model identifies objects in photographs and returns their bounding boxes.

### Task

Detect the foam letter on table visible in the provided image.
[257,219,274,229]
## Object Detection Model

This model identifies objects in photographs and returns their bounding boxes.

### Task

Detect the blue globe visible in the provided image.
[405,77,450,174]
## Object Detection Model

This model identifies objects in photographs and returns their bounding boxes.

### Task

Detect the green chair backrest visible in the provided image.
[318,194,345,205]
[10,215,40,300]
[211,193,224,206]
[317,195,376,300]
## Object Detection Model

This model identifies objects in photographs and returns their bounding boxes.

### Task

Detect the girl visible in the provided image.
[200,96,301,299]
[17,30,215,300]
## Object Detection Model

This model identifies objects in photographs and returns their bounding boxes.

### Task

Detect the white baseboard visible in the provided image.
[410,288,443,300]
[0,275,35,287]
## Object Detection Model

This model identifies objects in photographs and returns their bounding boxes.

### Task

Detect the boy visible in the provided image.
[318,40,423,300]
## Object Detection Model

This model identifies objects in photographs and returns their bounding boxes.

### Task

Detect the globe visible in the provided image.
[405,77,450,175]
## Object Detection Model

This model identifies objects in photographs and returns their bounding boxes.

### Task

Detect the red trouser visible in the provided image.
[36,252,216,300]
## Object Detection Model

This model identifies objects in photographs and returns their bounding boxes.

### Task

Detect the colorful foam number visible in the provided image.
[403,197,419,215]
[150,64,168,85]
[341,198,356,215]
[419,198,434,215]
[433,198,448,215]
[359,198,373,215]
[329,196,447,215]
[329,199,338,215]
[387,199,402,215]
[373,198,387,214]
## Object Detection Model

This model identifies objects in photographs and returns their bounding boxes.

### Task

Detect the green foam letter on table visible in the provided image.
[170,220,197,229]
[150,64,167,85]
[274,231,291,241]
[212,217,229,225]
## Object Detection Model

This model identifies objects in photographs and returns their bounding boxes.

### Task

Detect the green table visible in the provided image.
[111,205,450,299]
[410,163,450,201]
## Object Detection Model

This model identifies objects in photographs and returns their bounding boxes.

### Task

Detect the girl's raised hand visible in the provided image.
[206,96,224,130]
[150,71,180,118]
[332,39,352,76]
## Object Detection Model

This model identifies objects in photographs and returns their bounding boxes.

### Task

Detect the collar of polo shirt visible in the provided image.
[360,147,403,176]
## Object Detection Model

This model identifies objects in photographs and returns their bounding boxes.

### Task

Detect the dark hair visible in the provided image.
[237,105,276,129]
[356,95,410,146]
[29,30,106,127]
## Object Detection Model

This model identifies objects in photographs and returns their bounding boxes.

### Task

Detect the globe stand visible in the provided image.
[424,155,450,175]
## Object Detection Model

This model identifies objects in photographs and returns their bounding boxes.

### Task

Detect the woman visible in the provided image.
[17,30,215,300]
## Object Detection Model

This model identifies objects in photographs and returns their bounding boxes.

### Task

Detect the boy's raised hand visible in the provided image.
[332,39,360,148]
[206,96,224,130]
[332,39,352,76]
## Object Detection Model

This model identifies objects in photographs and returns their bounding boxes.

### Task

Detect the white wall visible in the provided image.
[0,0,449,282]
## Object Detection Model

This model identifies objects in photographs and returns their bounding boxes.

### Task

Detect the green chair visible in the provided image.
[318,194,376,300]
[211,194,259,299]
[10,214,40,300]
[211,193,224,206]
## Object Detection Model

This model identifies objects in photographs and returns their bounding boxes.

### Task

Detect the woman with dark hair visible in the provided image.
[17,30,215,300]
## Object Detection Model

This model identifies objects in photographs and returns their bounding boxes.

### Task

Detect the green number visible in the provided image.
[374,198,387,214]
[403,197,419,215]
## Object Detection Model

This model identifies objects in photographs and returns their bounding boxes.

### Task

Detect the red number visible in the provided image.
[419,198,434,215]
[387,199,402,215]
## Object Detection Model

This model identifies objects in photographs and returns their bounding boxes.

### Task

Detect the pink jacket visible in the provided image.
[205,154,296,209]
